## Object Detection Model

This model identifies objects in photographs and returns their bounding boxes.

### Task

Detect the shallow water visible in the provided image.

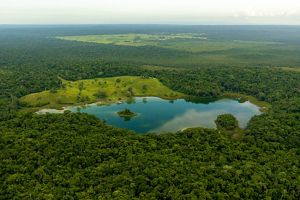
[69,97,261,133]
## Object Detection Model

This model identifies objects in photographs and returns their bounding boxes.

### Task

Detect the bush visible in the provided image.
[215,114,239,130]
[94,91,108,99]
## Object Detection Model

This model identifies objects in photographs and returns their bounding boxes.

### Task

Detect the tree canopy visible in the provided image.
[215,114,239,130]
[1,25,300,199]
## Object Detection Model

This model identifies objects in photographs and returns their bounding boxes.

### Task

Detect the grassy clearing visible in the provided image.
[280,67,300,72]
[56,33,207,48]
[0,69,11,75]
[20,76,185,109]
[140,65,188,72]
[57,33,278,53]
[56,33,300,67]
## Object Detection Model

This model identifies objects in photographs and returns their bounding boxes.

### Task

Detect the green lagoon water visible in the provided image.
[70,97,261,133]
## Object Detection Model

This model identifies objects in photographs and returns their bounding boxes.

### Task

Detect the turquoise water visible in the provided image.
[70,97,261,133]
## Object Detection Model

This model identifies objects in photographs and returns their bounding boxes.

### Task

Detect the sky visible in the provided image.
[1,0,300,25]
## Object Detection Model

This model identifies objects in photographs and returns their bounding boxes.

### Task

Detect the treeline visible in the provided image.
[2,62,299,104]
[1,62,300,118]
[155,67,300,106]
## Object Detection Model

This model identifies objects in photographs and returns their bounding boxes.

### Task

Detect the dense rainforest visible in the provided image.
[0,25,300,199]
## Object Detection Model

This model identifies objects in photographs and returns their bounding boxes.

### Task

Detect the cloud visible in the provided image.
[150,109,219,133]
[1,0,300,24]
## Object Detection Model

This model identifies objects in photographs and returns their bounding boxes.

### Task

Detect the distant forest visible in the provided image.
[0,25,299,199]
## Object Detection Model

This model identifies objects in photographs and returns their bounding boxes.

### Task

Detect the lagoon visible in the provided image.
[69,97,261,133]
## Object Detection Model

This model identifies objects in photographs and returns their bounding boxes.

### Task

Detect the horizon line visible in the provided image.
[1,23,300,26]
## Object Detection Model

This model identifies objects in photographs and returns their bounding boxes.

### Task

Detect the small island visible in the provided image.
[117,108,137,121]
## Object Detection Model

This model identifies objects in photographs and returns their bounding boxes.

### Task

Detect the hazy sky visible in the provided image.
[1,0,300,24]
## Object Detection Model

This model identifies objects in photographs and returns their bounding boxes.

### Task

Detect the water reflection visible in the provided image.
[151,109,223,132]
[69,97,261,134]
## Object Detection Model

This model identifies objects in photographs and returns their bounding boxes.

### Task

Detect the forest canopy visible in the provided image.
[0,25,300,199]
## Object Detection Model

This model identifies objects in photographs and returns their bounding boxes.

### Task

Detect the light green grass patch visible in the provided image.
[280,67,300,73]
[20,76,185,109]
[140,65,188,72]
[0,69,11,75]
[56,33,207,48]
[56,33,280,54]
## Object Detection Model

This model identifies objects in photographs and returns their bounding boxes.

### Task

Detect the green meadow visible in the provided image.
[56,33,207,48]
[20,76,184,109]
[281,67,300,72]
[57,33,278,53]
[57,33,300,67]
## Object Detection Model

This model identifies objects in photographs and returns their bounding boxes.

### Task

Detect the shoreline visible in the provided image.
[34,96,185,114]
[221,92,271,112]
[34,94,268,115]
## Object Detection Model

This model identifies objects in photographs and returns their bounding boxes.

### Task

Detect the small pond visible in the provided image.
[68,97,261,133]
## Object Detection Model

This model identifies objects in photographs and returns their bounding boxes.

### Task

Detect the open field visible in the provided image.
[56,33,207,48]
[0,69,11,75]
[280,67,300,72]
[56,33,300,67]
[140,65,188,71]
[2,26,300,69]
[57,33,280,53]
[0,70,6,75]
[20,76,185,109]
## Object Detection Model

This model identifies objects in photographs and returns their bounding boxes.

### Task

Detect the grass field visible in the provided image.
[56,33,300,67]
[20,76,185,109]
[57,33,279,53]
[0,69,10,75]
[56,33,207,48]
[280,67,300,72]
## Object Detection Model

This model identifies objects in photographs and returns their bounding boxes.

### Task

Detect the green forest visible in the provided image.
[0,25,300,199]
